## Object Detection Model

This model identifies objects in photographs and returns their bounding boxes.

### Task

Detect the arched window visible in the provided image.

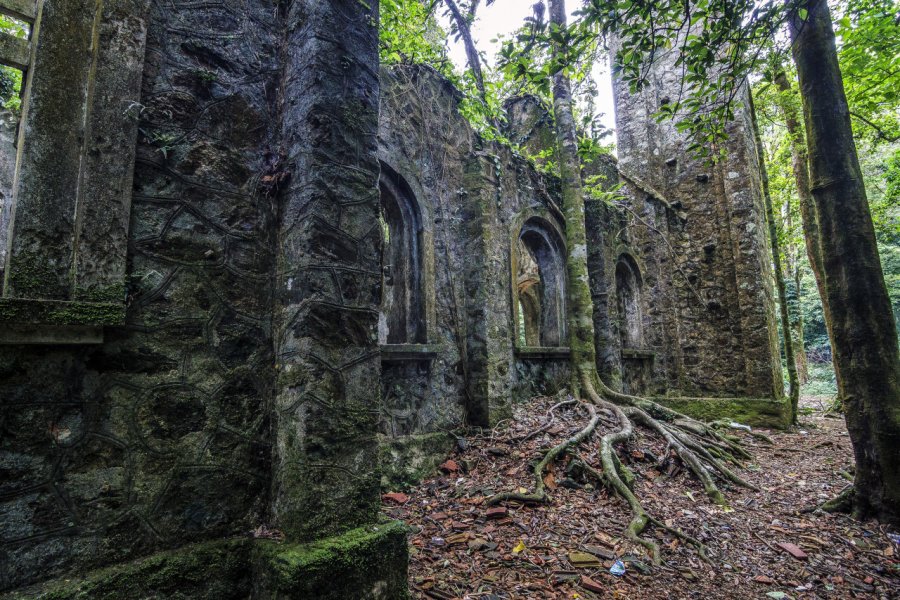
[515,218,566,347]
[379,166,426,344]
[615,254,643,349]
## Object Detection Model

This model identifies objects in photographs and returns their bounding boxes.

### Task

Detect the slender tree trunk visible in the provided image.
[790,0,900,523]
[773,68,835,377]
[547,0,600,393]
[443,0,487,103]
[750,93,800,423]
[791,263,810,383]
[781,194,809,383]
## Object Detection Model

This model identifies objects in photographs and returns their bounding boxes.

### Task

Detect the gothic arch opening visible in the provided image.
[515,217,566,347]
[615,254,643,349]
[379,165,426,344]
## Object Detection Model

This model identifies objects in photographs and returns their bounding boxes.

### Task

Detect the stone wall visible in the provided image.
[376,68,572,485]
[611,42,784,401]
[1,1,407,597]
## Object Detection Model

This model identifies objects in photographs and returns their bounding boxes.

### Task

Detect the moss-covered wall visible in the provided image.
[377,66,576,442]
[610,37,784,401]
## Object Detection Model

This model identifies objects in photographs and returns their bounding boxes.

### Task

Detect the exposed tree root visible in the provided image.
[519,398,577,442]
[486,402,600,506]
[486,368,759,565]
[821,485,856,514]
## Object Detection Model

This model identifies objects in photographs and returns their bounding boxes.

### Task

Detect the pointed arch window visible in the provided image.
[514,217,567,348]
[615,254,643,349]
[378,165,426,345]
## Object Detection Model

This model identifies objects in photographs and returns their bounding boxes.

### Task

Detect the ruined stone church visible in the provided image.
[0,1,785,597]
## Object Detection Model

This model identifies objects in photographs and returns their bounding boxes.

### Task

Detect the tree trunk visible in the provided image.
[443,0,487,104]
[773,68,835,377]
[547,0,600,392]
[781,191,809,383]
[790,0,900,523]
[791,263,810,383]
[750,92,800,423]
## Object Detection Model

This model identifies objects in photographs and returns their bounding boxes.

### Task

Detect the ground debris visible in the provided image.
[382,395,900,599]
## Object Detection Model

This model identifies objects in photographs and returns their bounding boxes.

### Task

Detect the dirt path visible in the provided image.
[381,395,899,599]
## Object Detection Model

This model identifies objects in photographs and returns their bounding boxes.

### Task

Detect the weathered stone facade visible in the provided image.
[0,2,785,596]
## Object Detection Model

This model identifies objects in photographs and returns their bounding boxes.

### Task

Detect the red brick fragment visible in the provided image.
[381,492,409,504]
[580,575,604,593]
[485,506,508,519]
[776,542,808,560]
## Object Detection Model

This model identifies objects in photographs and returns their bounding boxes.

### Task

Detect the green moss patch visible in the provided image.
[253,520,409,599]
[0,298,125,326]
[652,395,791,429]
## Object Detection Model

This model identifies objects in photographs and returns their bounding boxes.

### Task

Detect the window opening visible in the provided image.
[515,218,566,347]
[0,1,34,283]
[378,167,426,345]
[615,255,643,349]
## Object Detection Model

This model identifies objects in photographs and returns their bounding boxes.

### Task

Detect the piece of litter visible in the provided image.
[729,421,752,432]
[610,560,626,576]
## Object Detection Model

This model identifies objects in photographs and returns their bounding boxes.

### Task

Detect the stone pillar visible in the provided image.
[272,0,384,541]
[461,152,499,425]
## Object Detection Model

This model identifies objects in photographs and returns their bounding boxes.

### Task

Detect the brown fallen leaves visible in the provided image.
[381,395,899,599]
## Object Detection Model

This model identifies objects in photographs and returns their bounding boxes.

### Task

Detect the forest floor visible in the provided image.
[380,395,900,599]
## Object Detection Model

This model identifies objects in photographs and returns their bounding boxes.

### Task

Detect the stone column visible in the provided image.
[272,0,384,541]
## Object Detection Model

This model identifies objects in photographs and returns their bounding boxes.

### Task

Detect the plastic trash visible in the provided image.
[889,533,900,545]
[729,421,752,432]
[609,560,626,576]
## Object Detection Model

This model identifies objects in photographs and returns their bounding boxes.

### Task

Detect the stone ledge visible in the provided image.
[622,348,655,360]
[253,520,409,599]
[515,346,571,359]
[1,523,411,600]
[651,395,791,430]
[0,298,125,342]
[380,343,441,361]
[0,538,255,600]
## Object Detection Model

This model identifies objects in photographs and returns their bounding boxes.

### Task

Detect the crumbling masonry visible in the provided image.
[0,1,785,597]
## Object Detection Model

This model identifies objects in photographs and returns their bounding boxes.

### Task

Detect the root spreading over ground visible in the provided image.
[485,374,760,564]
[382,393,900,599]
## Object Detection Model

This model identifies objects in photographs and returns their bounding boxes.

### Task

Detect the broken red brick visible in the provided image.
[381,492,409,504]
[485,506,508,519]
[580,574,604,593]
[440,459,460,473]
[776,542,808,560]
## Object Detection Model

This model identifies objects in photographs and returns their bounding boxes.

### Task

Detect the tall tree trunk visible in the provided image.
[547,0,600,392]
[773,68,835,378]
[750,93,800,423]
[789,0,900,523]
[791,263,810,383]
[443,0,487,104]
[781,195,810,383]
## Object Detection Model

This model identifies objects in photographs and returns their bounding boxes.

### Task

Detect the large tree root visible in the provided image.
[486,402,600,506]
[485,368,759,565]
